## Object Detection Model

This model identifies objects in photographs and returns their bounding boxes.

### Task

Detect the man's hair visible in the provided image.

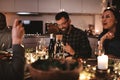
[55,11,69,21]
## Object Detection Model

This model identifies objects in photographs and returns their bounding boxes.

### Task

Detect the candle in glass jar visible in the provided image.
[97,54,108,70]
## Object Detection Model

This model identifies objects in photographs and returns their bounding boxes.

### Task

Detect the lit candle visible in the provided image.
[79,71,91,80]
[97,54,108,70]
[30,53,36,63]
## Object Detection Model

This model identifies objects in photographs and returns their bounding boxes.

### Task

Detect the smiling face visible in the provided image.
[102,10,117,30]
[56,17,71,33]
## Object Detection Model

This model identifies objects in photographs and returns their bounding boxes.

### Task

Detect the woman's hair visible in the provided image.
[0,13,7,29]
[102,8,120,38]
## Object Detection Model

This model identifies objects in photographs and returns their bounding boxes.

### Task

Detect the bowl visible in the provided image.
[28,58,82,80]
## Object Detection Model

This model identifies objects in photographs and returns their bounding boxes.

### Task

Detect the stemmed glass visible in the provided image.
[94,48,105,58]
[36,38,48,59]
[25,53,38,64]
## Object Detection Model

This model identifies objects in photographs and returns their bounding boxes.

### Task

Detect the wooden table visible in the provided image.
[24,58,120,80]
[25,58,82,80]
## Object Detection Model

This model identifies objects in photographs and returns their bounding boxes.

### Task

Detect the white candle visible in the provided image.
[97,54,108,70]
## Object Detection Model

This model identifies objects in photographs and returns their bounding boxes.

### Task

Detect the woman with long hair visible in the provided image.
[98,8,120,58]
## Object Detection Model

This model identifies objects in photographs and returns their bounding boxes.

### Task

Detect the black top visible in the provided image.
[99,32,120,57]
[0,44,25,80]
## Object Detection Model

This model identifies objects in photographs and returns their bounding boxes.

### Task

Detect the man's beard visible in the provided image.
[59,27,69,34]
[61,28,66,32]
[59,28,67,34]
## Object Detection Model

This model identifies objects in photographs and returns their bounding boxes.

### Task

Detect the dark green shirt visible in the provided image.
[62,25,92,58]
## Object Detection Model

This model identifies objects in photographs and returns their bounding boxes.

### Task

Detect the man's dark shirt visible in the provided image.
[62,25,92,58]
[0,45,25,80]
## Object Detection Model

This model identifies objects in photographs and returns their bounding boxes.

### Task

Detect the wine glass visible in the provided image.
[36,38,48,59]
[94,48,105,58]
[25,52,38,64]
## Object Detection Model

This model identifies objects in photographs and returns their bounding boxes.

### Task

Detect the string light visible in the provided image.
[107,1,111,9]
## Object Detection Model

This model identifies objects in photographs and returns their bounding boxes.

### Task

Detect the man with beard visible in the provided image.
[55,11,92,58]
[0,13,12,51]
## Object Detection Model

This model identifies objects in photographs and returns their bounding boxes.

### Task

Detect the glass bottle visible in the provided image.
[54,37,64,59]
[48,33,55,59]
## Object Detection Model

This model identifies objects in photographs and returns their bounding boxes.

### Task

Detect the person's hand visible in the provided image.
[101,32,114,40]
[12,19,25,45]
[64,43,75,55]
[104,32,114,40]
[100,32,114,47]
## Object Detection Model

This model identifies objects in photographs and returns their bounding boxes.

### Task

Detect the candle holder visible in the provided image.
[96,68,109,73]
[95,68,110,80]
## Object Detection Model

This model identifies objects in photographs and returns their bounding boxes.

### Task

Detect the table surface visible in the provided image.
[24,58,120,80]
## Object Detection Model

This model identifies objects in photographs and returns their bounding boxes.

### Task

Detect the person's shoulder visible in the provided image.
[75,27,86,35]
[71,26,87,38]
[72,25,84,33]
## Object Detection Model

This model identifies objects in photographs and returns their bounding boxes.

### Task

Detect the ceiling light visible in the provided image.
[17,12,31,15]
[16,12,39,16]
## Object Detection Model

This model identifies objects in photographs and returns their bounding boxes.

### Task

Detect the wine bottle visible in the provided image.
[54,36,65,59]
[48,33,55,59]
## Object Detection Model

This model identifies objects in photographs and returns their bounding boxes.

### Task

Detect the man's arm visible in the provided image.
[0,19,25,80]
[11,19,25,80]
